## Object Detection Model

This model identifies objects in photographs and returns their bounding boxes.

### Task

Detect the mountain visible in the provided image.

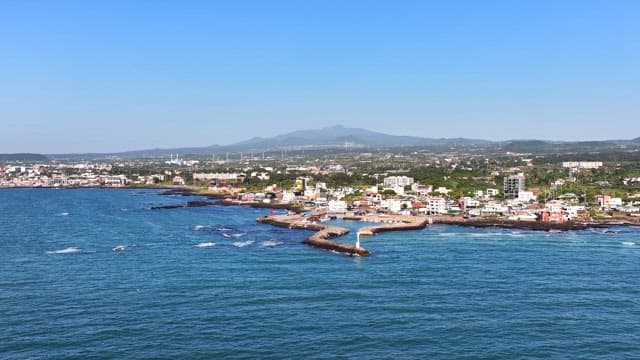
[0,153,50,162]
[43,126,640,160]
[224,125,492,151]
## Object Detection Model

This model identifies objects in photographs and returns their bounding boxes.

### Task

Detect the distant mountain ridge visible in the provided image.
[226,125,492,151]
[0,153,50,162]
[9,125,637,160]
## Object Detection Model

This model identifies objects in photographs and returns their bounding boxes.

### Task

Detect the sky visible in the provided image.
[1,0,639,153]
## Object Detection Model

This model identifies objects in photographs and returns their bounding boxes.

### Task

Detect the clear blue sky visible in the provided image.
[1,0,639,153]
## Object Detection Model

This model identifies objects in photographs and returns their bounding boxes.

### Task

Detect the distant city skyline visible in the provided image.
[1,1,639,153]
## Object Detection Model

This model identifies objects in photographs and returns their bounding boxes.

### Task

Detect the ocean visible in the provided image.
[1,188,639,359]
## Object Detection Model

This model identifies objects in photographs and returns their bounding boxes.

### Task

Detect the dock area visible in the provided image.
[257,213,431,256]
[257,214,370,256]
[356,215,429,236]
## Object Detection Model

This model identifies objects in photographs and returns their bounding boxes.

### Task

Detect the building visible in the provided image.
[562,161,603,170]
[383,176,414,189]
[504,173,525,197]
[328,200,348,213]
[486,188,499,197]
[425,197,447,215]
[517,191,536,203]
[596,195,623,209]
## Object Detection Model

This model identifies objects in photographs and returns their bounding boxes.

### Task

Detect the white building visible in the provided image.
[425,197,447,214]
[486,188,499,197]
[411,183,433,196]
[194,173,241,181]
[517,191,536,203]
[596,195,623,209]
[462,197,480,208]
[380,199,403,213]
[383,176,414,189]
[172,176,185,185]
[562,161,603,170]
[328,200,348,213]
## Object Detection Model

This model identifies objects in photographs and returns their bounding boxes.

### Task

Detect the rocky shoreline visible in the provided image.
[426,216,640,231]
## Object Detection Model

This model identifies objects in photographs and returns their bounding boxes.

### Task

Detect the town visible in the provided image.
[3,146,640,227]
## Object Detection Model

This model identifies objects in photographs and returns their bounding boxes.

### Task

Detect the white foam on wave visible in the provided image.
[233,240,255,248]
[194,242,216,248]
[112,245,126,252]
[223,233,245,238]
[261,240,283,247]
[193,225,205,231]
[622,241,636,246]
[58,212,69,216]
[216,227,232,232]
[47,247,81,254]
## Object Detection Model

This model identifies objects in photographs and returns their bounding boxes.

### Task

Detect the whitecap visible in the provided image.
[193,225,205,231]
[223,233,245,238]
[120,208,128,212]
[112,245,126,252]
[622,241,636,246]
[58,212,69,216]
[194,242,216,248]
[261,240,283,247]
[47,247,80,254]
[233,240,255,248]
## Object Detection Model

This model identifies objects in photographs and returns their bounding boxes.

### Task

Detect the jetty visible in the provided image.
[257,213,431,256]
[357,215,429,236]
[257,214,370,256]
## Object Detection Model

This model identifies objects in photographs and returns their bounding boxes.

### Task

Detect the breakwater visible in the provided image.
[257,215,370,256]
[356,216,429,236]
[257,214,433,256]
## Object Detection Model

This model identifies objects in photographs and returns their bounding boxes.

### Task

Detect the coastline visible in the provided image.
[5,186,640,256]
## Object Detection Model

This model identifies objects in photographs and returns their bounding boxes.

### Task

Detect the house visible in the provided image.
[383,176,414,189]
[425,197,447,215]
[517,191,536,203]
[328,200,348,213]
[172,176,185,185]
[596,195,623,209]
[486,188,499,197]
[412,184,433,196]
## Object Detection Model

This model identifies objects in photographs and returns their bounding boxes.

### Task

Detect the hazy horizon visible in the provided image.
[2,1,639,153]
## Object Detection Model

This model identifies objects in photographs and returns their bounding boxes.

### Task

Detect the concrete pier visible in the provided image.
[357,215,429,236]
[257,215,371,256]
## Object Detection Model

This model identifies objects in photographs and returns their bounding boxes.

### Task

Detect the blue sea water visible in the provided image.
[1,188,640,359]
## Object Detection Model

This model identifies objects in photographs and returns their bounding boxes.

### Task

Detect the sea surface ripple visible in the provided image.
[1,188,640,359]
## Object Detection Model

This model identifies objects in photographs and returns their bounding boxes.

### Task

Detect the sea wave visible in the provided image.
[223,233,246,238]
[233,240,255,248]
[47,247,81,254]
[194,242,216,248]
[261,240,283,247]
